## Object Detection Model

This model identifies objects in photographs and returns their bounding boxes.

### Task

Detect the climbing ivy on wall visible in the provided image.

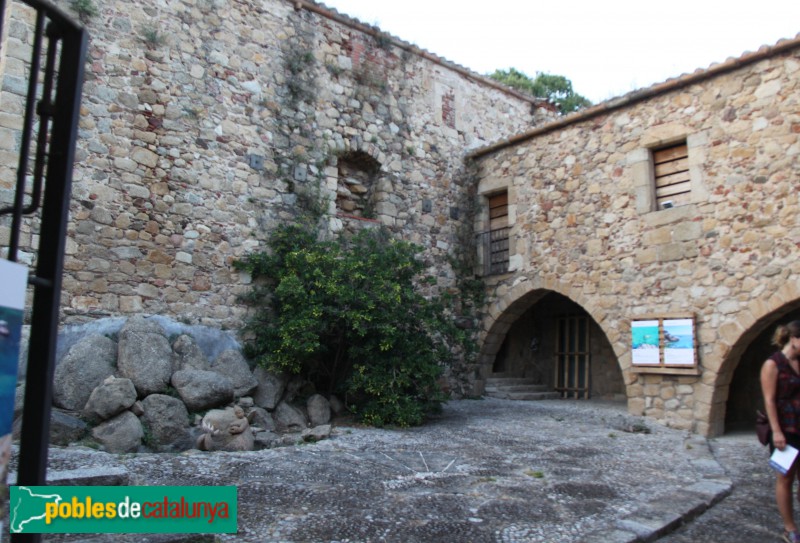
[267,12,330,228]
[70,0,98,22]
[285,48,317,105]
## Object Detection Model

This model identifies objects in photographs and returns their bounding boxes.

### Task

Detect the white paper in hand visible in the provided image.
[770,445,799,475]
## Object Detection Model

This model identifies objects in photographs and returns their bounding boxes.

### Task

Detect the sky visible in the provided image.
[318,0,800,104]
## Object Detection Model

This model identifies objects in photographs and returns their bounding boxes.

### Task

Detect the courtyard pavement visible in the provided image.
[10,397,787,542]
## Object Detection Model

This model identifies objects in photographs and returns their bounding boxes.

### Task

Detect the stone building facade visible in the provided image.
[0,0,551,326]
[2,0,799,436]
[471,37,800,436]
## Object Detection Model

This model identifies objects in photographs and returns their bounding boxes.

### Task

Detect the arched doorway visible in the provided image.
[486,291,624,400]
[725,306,800,432]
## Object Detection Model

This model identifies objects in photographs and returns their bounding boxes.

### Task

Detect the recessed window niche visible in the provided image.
[336,151,380,219]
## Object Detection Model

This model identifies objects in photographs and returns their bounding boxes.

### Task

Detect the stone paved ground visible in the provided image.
[656,430,782,542]
[7,397,756,543]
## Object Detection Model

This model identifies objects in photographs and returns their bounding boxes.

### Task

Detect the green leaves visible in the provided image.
[488,68,592,115]
[238,225,471,426]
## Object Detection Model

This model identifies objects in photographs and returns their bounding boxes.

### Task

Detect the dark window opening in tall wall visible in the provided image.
[442,89,456,129]
[336,151,379,218]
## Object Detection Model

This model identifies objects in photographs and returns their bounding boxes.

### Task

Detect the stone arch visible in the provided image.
[478,277,625,400]
[708,282,800,435]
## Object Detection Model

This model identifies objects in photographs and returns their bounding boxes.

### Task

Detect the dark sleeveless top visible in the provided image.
[772,351,800,435]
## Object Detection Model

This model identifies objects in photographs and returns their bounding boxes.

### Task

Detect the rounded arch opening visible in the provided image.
[481,290,624,400]
[725,303,800,433]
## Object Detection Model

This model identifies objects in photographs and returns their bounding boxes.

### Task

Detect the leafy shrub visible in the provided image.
[236,225,472,426]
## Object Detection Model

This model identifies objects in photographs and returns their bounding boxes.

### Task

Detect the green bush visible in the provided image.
[236,225,472,426]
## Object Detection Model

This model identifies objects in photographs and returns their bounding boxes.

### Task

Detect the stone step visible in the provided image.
[485,377,540,386]
[485,384,551,393]
[8,466,128,486]
[484,375,562,401]
[486,389,561,400]
[505,391,562,401]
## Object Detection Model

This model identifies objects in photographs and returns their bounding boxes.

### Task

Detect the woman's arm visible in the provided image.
[761,358,786,450]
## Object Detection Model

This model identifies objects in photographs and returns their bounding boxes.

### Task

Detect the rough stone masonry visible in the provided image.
[1,0,799,435]
[0,0,550,328]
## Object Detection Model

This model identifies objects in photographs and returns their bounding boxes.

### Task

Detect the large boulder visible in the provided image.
[329,394,346,416]
[49,409,89,446]
[171,369,234,412]
[91,411,144,453]
[141,394,191,451]
[53,335,117,410]
[302,424,332,443]
[171,334,210,372]
[83,377,137,423]
[252,367,286,410]
[245,406,275,432]
[117,316,173,397]
[272,401,308,432]
[253,431,281,450]
[211,350,258,397]
[283,377,315,404]
[306,394,331,427]
[196,406,254,452]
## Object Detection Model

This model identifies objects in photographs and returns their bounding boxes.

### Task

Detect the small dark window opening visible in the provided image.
[442,89,456,129]
[336,151,379,218]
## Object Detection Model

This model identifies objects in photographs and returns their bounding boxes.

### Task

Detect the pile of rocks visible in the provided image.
[13,316,339,453]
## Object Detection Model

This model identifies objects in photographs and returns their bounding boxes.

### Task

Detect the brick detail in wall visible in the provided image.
[350,39,366,67]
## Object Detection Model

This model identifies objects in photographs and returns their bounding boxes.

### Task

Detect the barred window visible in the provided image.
[485,191,509,275]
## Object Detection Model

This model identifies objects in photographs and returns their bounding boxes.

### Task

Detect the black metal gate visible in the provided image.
[555,314,591,399]
[0,1,87,540]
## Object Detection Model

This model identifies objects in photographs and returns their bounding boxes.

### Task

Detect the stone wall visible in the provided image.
[472,38,800,435]
[0,0,551,327]
[6,0,797,435]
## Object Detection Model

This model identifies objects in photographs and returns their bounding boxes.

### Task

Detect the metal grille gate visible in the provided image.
[555,315,590,399]
[0,1,87,541]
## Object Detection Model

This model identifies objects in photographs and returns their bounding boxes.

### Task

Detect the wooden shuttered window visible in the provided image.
[487,192,509,275]
[489,192,508,230]
[653,142,690,209]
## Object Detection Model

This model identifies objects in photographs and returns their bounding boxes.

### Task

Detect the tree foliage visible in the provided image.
[489,68,591,114]
[235,225,473,427]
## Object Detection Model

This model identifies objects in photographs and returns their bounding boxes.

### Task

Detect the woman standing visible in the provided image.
[761,320,800,543]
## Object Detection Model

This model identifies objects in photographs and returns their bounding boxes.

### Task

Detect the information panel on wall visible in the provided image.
[0,259,28,532]
[631,316,697,371]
